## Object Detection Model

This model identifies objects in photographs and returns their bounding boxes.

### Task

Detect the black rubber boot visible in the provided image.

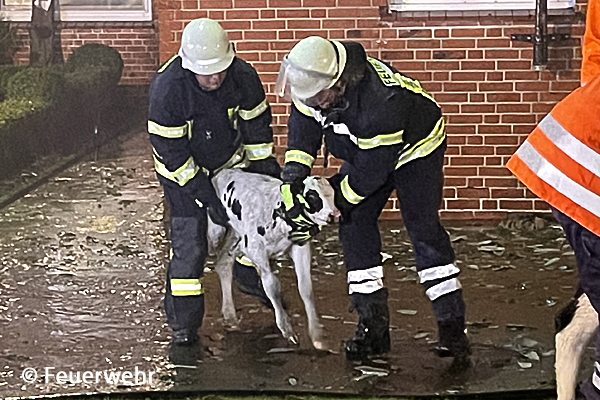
[345,288,391,361]
[171,328,199,346]
[435,317,471,359]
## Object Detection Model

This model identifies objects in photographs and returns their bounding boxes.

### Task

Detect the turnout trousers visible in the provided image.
[163,184,208,335]
[339,141,466,323]
[553,207,600,400]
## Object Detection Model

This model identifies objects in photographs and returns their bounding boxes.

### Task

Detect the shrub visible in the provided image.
[6,66,63,105]
[64,43,124,90]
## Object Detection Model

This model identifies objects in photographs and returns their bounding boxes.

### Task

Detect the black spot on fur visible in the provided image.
[227,181,235,192]
[244,235,248,247]
[257,226,266,236]
[304,189,323,213]
[231,199,242,220]
[272,220,277,229]
[555,297,579,333]
[223,194,227,201]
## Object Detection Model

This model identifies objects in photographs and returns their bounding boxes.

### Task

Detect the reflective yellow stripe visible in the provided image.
[245,142,273,161]
[148,120,191,139]
[285,150,315,168]
[236,256,255,267]
[292,97,314,117]
[153,153,199,186]
[396,118,446,169]
[341,175,365,205]
[239,98,269,120]
[171,278,204,296]
[281,184,294,211]
[357,130,404,150]
[158,54,178,73]
[367,57,437,105]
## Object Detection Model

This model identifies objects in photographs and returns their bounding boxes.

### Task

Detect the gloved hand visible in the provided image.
[327,174,354,223]
[196,190,229,227]
[280,181,320,245]
[244,156,282,179]
[281,162,310,183]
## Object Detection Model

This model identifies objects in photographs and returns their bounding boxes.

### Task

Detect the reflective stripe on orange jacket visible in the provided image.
[506,73,600,237]
[582,0,600,86]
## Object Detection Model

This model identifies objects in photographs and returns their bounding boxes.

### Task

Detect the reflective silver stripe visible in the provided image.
[516,141,600,217]
[349,279,384,294]
[148,120,190,139]
[347,266,384,283]
[425,278,462,301]
[396,117,445,169]
[153,154,199,186]
[539,114,600,177]
[418,263,460,284]
[236,256,255,267]
[285,150,315,167]
[239,98,269,120]
[357,130,404,150]
[171,278,204,296]
[341,175,365,204]
[245,142,273,161]
[593,365,600,390]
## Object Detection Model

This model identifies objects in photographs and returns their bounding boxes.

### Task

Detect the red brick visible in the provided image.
[426,61,460,70]
[288,19,321,29]
[407,40,441,49]
[457,188,490,198]
[311,9,326,18]
[245,30,277,40]
[268,0,301,6]
[337,0,370,5]
[451,71,486,81]
[461,60,496,70]
[392,61,426,71]
[234,0,264,6]
[445,177,467,187]
[484,49,520,59]
[540,92,570,102]
[226,9,259,18]
[416,50,432,59]
[462,146,494,156]
[399,29,432,38]
[487,93,521,102]
[383,50,414,60]
[479,82,513,91]
[452,28,485,37]
[505,71,541,80]
[492,189,526,198]
[433,50,466,59]
[442,39,476,49]
[444,167,479,176]
[200,0,232,7]
[499,200,534,210]
[446,199,480,209]
[461,104,495,113]
[477,38,512,48]
[497,104,531,113]
[434,29,450,38]
[468,50,484,59]
[303,0,334,5]
[448,114,482,124]
[322,19,356,29]
[276,9,308,17]
[252,20,285,30]
[486,178,519,188]
[486,28,502,37]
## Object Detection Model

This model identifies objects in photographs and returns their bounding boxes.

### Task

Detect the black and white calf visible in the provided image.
[207,169,338,349]
[555,289,599,400]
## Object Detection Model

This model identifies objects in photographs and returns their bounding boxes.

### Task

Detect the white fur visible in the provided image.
[556,293,599,400]
[207,169,337,349]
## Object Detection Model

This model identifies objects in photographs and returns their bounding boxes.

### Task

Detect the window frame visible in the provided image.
[0,0,152,22]
[388,0,576,12]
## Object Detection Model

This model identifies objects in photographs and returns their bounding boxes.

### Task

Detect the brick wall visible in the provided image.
[11,15,159,85]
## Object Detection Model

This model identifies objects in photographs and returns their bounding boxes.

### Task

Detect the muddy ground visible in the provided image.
[0,131,589,399]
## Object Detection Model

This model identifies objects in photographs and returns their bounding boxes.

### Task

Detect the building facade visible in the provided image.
[0,0,589,219]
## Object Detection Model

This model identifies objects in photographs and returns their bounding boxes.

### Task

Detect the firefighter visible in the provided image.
[275,37,470,361]
[507,0,600,397]
[148,18,281,346]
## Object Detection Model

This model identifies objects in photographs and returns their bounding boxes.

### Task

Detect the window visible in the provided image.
[389,0,576,12]
[0,0,152,22]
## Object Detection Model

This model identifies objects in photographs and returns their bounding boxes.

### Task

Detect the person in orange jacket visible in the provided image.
[507,1,600,398]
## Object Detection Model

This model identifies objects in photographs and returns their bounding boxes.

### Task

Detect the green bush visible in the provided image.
[0,97,47,127]
[6,67,63,104]
[0,65,27,100]
[64,43,124,89]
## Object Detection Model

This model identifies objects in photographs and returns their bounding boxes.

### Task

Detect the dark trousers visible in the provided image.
[339,141,465,322]
[552,207,600,400]
[163,184,207,333]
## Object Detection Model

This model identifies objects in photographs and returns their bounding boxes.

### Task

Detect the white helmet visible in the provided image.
[276,36,347,101]
[178,18,235,75]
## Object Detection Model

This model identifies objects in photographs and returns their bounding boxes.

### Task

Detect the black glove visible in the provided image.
[281,162,310,183]
[196,190,229,227]
[280,181,321,245]
[327,174,354,223]
[244,156,282,179]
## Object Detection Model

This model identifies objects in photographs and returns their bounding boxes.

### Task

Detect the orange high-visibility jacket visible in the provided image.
[506,73,600,236]
[507,0,600,236]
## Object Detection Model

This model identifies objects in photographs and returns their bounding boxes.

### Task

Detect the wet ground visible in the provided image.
[0,130,590,399]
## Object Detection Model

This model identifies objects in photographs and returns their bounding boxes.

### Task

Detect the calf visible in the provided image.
[207,169,338,350]
[555,289,599,400]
